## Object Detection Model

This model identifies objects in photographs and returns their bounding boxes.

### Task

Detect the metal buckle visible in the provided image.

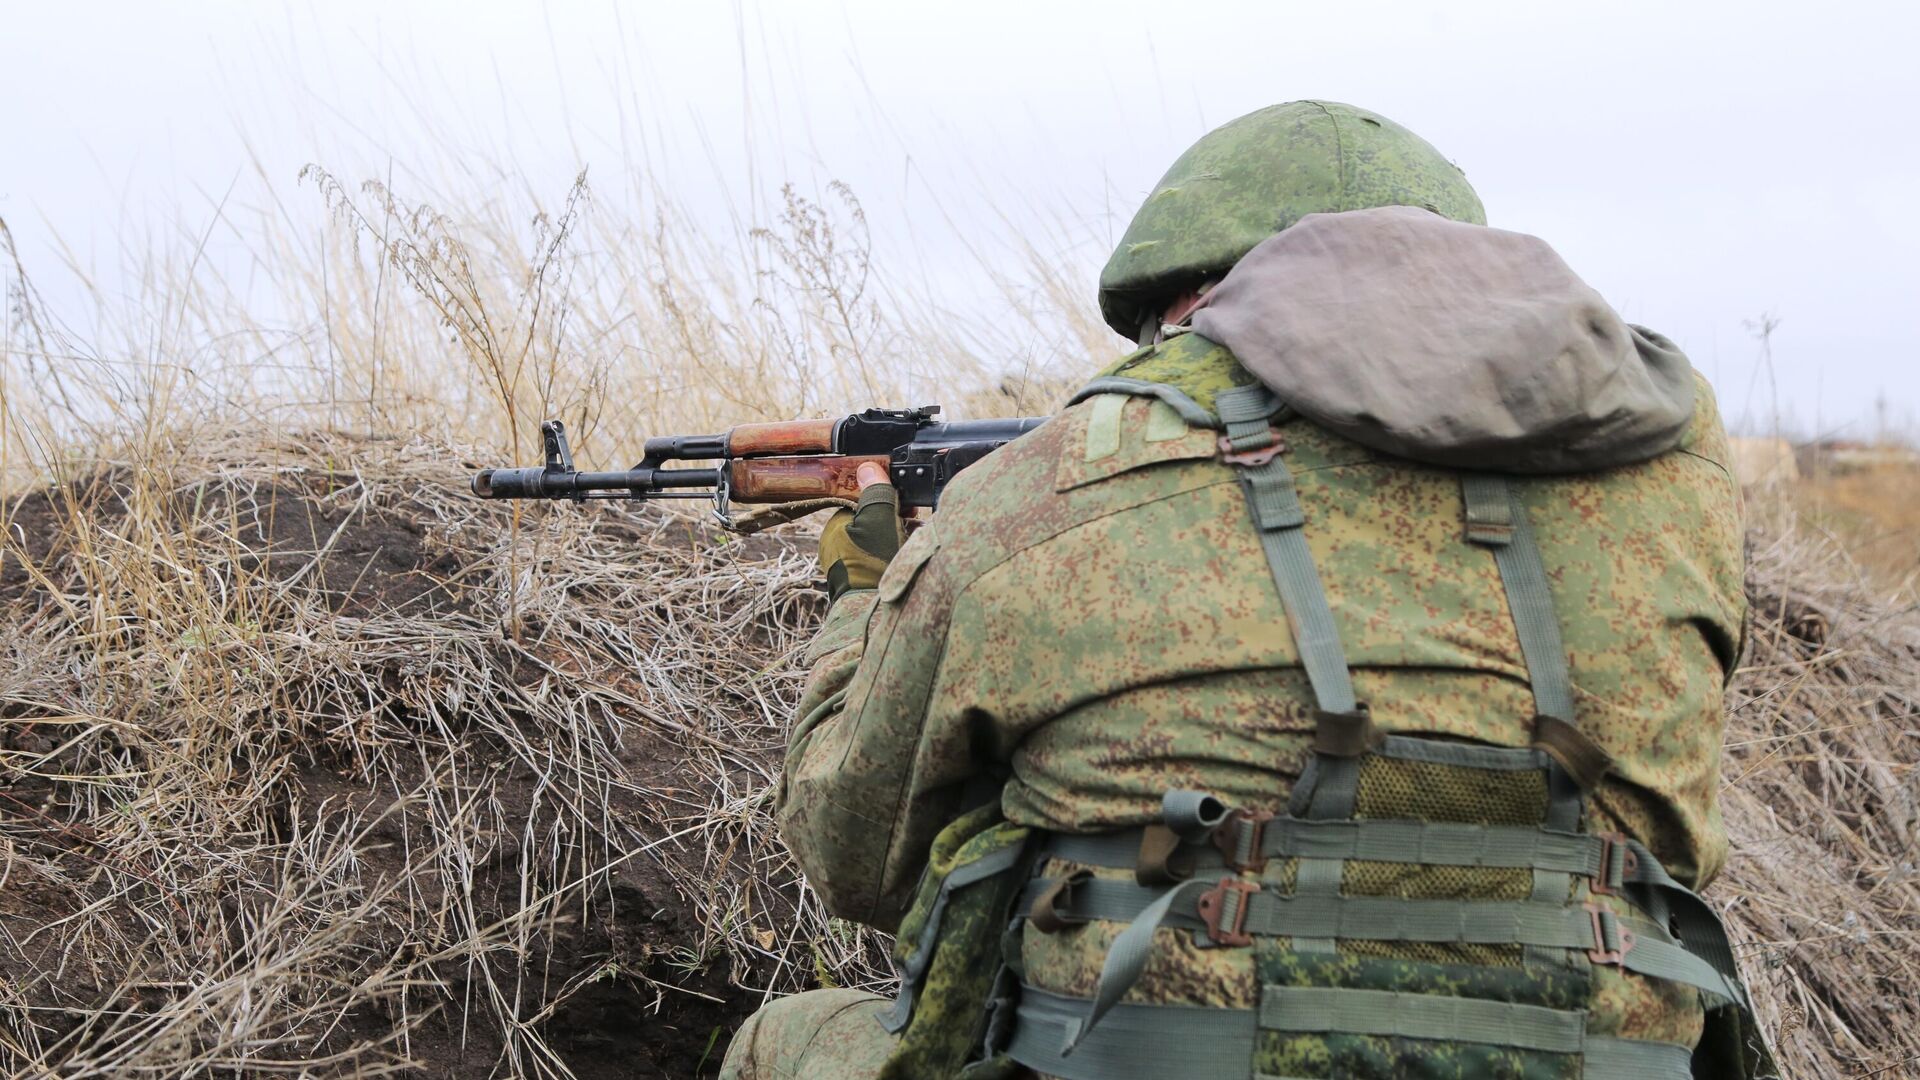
[1196,878,1260,947]
[1589,832,1638,897]
[1210,809,1273,874]
[1584,902,1637,966]
[1217,431,1285,467]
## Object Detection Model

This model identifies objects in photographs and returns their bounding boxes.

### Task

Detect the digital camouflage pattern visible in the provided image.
[720,989,895,1079]
[1098,101,1486,340]
[873,806,1029,1079]
[727,332,1747,1077]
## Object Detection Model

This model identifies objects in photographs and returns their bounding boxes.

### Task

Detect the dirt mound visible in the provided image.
[0,433,1915,1078]
[0,431,887,1078]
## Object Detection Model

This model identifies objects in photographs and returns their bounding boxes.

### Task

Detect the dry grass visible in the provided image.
[0,167,1076,1077]
[1783,464,1920,605]
[1721,494,1920,1078]
[1,166,1916,1077]
[0,429,876,1077]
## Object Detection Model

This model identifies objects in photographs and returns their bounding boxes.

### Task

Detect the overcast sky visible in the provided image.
[4,0,1916,437]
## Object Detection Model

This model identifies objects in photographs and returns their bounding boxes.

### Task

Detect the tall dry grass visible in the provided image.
[0,167,1092,1077]
[1,165,1916,1078]
[1784,464,1920,605]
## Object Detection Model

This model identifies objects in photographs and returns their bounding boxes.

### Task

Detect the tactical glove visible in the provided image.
[818,483,904,602]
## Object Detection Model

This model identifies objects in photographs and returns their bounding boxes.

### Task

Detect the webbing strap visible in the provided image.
[1373,734,1551,771]
[1584,1035,1697,1078]
[1625,838,1751,1007]
[1216,384,1357,717]
[1259,988,1693,1078]
[1217,382,1355,960]
[1460,475,1579,729]
[1011,984,1694,1080]
[1261,986,1585,1052]
[1009,986,1255,1079]
[1290,857,1343,955]
[1069,877,1215,1048]
[1043,818,1616,879]
[1038,826,1750,1003]
[878,842,1026,1034]
[1290,752,1352,952]
[1025,876,1747,1006]
[1066,376,1221,429]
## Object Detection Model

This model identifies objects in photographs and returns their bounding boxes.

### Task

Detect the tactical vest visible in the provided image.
[877,380,1778,1080]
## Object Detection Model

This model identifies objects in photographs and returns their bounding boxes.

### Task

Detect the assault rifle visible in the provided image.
[470,407,1047,529]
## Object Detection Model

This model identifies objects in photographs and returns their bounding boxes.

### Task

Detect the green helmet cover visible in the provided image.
[1099,100,1486,340]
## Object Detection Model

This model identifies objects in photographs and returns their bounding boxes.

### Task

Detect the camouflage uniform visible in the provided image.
[722,103,1772,1080]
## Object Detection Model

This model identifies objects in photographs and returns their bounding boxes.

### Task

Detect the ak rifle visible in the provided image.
[470,407,1047,528]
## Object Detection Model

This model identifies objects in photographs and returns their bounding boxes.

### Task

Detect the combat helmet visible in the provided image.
[1099,100,1485,341]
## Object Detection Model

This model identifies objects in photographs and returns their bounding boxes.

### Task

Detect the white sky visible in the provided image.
[4,0,1916,437]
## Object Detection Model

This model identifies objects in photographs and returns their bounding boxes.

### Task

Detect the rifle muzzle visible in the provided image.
[471,467,545,498]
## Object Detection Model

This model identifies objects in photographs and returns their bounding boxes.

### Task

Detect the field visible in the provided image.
[1785,465,1920,606]
[1,175,1916,1078]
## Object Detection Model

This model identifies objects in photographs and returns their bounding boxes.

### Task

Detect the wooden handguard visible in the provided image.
[728,455,890,503]
[725,418,840,457]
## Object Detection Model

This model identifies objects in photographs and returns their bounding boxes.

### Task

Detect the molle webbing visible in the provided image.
[1009,985,1694,1080]
[1042,817,1633,884]
[1018,872,1747,1006]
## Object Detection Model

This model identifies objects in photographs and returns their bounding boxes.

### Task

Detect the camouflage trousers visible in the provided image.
[718,989,896,1080]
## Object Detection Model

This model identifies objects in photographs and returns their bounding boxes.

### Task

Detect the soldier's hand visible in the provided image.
[818,462,903,602]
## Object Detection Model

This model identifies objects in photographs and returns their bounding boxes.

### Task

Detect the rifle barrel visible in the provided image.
[470,466,721,500]
[467,410,1050,510]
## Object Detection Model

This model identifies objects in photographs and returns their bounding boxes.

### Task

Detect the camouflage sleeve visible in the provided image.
[784,590,878,758]
[776,523,977,933]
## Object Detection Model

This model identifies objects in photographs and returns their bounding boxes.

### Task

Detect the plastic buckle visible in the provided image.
[1217,431,1285,467]
[1135,824,1192,886]
[1584,902,1637,966]
[1210,809,1273,874]
[1028,871,1092,935]
[1196,878,1260,948]
[1589,832,1638,898]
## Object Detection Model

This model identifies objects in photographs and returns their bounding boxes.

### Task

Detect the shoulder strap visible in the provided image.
[1461,474,1574,721]
[1215,384,1365,960]
[1462,474,1613,799]
[1216,385,1359,719]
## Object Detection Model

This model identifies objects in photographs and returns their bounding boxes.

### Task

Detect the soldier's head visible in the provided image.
[1099,100,1485,344]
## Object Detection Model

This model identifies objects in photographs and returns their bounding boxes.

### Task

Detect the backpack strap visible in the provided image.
[1215,385,1360,720]
[1461,474,1612,820]
[1461,474,1576,721]
[1214,383,1370,965]
[1462,472,1610,968]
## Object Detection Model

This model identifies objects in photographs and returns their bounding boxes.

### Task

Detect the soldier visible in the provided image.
[721,100,1777,1079]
